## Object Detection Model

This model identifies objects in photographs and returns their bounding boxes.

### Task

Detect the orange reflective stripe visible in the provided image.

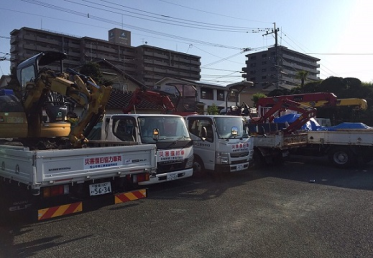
[115,189,147,204]
[38,202,82,220]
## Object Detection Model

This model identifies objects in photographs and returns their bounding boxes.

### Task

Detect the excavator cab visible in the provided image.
[1,52,69,139]
[16,52,67,87]
[16,52,71,139]
[2,51,112,148]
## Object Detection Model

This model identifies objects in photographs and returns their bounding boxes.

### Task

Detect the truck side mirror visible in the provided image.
[201,126,207,141]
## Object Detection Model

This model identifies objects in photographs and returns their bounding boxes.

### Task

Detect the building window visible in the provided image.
[217,90,225,101]
[227,90,237,102]
[201,87,213,100]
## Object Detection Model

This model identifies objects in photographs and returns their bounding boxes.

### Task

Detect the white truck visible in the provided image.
[186,115,254,173]
[248,97,317,166]
[250,131,309,165]
[89,114,194,185]
[0,143,157,221]
[295,127,373,168]
[0,51,157,221]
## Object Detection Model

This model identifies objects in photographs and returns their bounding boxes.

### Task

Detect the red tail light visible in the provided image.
[135,173,150,183]
[43,185,69,198]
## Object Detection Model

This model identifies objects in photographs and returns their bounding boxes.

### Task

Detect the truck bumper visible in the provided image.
[138,168,193,185]
[215,161,251,172]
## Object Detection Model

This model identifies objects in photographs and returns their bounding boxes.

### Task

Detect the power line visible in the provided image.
[280,30,339,78]
[82,0,261,32]
[157,0,272,24]
[306,53,373,55]
[203,67,244,72]
[20,0,244,50]
[201,46,271,68]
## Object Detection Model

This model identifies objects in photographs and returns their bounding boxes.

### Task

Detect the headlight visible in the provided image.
[185,155,194,168]
[216,152,229,164]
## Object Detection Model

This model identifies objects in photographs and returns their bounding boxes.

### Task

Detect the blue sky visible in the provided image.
[1,0,373,85]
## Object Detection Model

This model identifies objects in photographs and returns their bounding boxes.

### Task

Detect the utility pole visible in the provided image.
[263,23,280,89]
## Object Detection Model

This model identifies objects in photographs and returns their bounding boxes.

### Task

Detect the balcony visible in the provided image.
[189,74,201,80]
[144,66,154,72]
[154,60,168,66]
[282,53,319,67]
[282,60,318,73]
[154,52,167,59]
[190,66,201,72]
[190,60,201,66]
[37,45,61,52]
[154,67,166,73]
[86,44,116,54]
[23,34,36,41]
[10,37,19,44]
[10,45,18,53]
[143,50,154,56]
[36,36,60,46]
[179,72,192,77]
[66,51,80,58]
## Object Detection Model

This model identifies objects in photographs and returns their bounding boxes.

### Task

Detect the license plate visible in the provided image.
[167,173,177,181]
[236,164,245,171]
[89,182,112,196]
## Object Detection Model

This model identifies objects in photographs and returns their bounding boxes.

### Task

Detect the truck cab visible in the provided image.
[90,114,194,185]
[186,115,254,173]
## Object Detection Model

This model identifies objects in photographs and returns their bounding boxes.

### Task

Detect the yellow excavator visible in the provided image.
[0,51,112,149]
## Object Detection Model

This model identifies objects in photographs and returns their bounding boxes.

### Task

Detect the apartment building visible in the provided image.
[242,46,320,92]
[9,27,201,87]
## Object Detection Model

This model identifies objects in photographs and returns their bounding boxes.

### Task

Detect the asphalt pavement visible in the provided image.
[1,155,373,258]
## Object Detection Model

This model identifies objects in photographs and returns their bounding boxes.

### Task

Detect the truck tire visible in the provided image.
[253,150,265,168]
[272,151,284,165]
[328,147,357,168]
[193,156,205,177]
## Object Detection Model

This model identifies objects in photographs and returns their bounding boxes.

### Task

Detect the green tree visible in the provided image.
[251,93,267,107]
[302,80,322,93]
[267,88,290,96]
[295,70,309,88]
[79,62,112,86]
[207,103,219,115]
[319,76,347,96]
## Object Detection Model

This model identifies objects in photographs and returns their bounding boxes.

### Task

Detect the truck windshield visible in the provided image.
[139,116,190,144]
[214,117,248,139]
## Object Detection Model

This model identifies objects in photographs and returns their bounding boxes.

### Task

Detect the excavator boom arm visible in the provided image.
[122,87,176,114]
[253,98,317,134]
[18,52,112,148]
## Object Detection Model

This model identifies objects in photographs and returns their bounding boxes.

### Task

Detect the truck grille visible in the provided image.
[230,152,250,158]
[157,160,187,174]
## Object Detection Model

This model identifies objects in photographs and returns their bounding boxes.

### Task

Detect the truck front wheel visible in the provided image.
[193,156,205,177]
[328,147,357,168]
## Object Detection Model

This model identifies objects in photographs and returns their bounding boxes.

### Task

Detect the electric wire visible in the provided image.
[21,0,244,50]
[82,0,260,32]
